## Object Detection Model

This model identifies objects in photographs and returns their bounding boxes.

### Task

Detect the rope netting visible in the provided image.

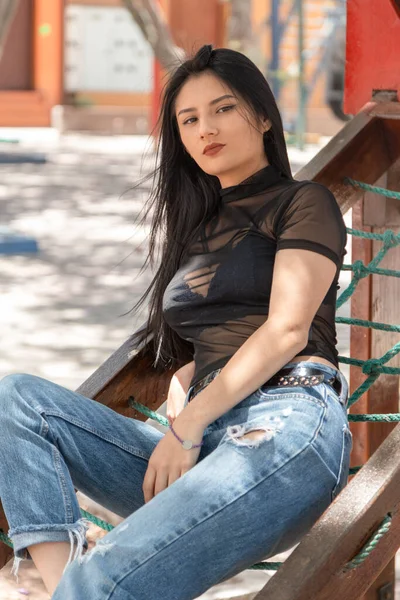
[1,178,399,573]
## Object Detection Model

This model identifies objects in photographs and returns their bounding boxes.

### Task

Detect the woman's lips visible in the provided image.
[204,145,225,156]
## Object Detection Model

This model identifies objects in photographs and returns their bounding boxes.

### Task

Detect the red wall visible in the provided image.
[344,0,400,114]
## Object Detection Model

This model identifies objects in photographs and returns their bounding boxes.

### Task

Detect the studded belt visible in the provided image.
[188,365,343,403]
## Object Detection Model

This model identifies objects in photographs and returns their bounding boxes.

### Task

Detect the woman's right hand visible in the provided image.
[166,361,195,427]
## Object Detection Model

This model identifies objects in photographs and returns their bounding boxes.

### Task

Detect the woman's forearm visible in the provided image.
[178,322,307,429]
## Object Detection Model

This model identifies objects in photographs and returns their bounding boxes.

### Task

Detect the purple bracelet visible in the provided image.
[169,422,204,450]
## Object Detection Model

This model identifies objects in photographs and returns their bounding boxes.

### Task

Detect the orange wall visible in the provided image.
[0,0,64,126]
[33,0,64,105]
[168,0,221,54]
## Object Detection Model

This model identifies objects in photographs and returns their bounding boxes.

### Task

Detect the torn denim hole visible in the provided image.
[79,539,116,565]
[78,519,129,565]
[64,518,92,574]
[226,406,293,448]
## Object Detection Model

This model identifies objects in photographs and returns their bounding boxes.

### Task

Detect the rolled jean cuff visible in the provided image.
[9,518,91,583]
[10,522,88,559]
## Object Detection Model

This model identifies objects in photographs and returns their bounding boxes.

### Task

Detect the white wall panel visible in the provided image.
[64,5,153,93]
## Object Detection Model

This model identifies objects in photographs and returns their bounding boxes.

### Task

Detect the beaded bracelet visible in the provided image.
[169,422,204,450]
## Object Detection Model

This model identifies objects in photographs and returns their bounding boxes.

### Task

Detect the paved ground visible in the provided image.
[0,129,395,599]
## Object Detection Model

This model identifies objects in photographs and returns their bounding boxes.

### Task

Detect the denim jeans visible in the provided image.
[0,360,352,599]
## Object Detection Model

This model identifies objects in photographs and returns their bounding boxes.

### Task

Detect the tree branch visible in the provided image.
[227,0,253,52]
[121,0,186,71]
[0,0,20,63]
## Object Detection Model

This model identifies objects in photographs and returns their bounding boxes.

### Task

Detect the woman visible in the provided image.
[0,45,352,599]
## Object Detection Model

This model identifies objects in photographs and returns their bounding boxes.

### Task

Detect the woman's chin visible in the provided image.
[198,161,231,178]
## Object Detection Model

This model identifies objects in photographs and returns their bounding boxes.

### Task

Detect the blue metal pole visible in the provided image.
[270,0,281,101]
[296,0,305,149]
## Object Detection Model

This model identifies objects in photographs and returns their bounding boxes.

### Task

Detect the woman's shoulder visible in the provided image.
[273,178,342,216]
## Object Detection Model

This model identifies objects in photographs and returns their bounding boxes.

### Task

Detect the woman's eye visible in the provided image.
[182,105,235,125]
[217,105,235,113]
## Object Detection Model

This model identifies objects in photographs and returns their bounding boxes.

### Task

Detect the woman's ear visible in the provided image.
[263,118,272,133]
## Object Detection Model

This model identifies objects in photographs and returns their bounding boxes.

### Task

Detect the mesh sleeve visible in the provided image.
[274,182,347,267]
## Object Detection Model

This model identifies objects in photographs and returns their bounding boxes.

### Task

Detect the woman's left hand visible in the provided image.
[142,417,206,503]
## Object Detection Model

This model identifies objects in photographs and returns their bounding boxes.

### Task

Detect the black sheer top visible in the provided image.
[162,164,347,389]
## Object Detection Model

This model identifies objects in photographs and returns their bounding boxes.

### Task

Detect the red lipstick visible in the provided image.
[203,143,225,156]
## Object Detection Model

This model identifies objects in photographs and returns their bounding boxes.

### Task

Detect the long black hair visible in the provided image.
[127,44,293,372]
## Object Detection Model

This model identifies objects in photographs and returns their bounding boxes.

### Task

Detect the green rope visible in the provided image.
[342,263,400,278]
[335,316,400,333]
[338,355,400,376]
[80,509,115,532]
[0,529,12,548]
[336,232,399,309]
[344,514,392,570]
[129,397,170,427]
[348,413,400,422]
[346,227,400,242]
[349,466,362,475]
[344,178,400,200]
[337,343,400,408]
[252,514,393,571]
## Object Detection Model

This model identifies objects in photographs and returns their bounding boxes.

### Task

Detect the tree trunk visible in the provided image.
[122,0,260,71]
[227,0,253,53]
[227,0,262,66]
[0,0,19,63]
[121,0,186,71]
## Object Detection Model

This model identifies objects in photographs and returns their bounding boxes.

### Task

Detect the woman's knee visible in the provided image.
[0,373,39,408]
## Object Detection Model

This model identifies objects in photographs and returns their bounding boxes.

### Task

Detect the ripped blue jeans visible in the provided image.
[0,361,352,599]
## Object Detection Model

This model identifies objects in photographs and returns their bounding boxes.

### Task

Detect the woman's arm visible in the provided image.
[165,361,196,426]
[173,360,196,394]
[173,248,337,431]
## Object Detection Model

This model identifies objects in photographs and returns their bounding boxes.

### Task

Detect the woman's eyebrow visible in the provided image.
[177,94,236,117]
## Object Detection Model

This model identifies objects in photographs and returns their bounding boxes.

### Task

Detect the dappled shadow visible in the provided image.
[0,140,156,389]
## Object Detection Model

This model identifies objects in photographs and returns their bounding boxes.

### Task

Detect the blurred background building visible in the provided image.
[0,0,348,140]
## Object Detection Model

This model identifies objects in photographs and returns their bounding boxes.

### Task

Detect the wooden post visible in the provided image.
[349,164,400,598]
[33,0,64,107]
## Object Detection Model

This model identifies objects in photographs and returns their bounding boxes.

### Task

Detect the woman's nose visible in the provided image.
[198,118,218,139]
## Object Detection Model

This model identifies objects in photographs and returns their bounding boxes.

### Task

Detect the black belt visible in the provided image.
[188,365,343,403]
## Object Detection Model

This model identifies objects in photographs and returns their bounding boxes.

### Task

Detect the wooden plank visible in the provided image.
[362,160,400,599]
[75,324,176,418]
[296,101,400,216]
[256,135,400,600]
[253,423,400,600]
[349,198,372,466]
